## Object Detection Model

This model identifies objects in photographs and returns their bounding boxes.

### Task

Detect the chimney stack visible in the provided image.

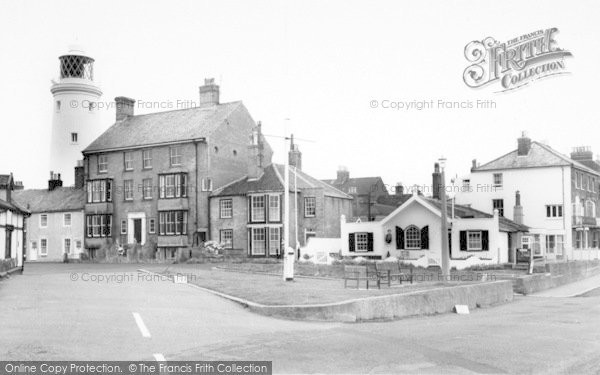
[513,190,524,225]
[517,131,532,156]
[570,146,594,161]
[247,122,264,180]
[48,171,63,191]
[432,163,441,200]
[336,166,349,184]
[288,134,302,170]
[395,182,404,196]
[74,160,85,190]
[199,78,220,108]
[115,96,135,121]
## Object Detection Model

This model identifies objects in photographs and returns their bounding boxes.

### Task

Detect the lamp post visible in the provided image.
[283,120,294,281]
[439,157,450,280]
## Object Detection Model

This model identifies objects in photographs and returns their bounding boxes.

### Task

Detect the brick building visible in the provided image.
[81,79,272,260]
[322,168,393,221]
[210,134,352,257]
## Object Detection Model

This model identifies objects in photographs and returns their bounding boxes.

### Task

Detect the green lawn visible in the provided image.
[143,263,489,306]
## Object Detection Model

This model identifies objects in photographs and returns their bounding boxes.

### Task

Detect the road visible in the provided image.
[1,263,600,374]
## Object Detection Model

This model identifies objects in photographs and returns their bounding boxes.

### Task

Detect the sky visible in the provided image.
[1,0,599,191]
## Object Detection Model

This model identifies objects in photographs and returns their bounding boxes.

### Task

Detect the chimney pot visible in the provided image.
[247,122,264,180]
[115,96,135,121]
[432,163,442,200]
[48,171,63,191]
[517,132,532,156]
[336,166,349,184]
[199,78,220,107]
[288,134,302,170]
[513,190,524,225]
[395,183,404,196]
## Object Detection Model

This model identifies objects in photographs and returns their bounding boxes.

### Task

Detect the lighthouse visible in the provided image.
[49,45,102,186]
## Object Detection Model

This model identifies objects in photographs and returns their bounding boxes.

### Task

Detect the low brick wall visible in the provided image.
[513,261,600,295]
[245,280,514,322]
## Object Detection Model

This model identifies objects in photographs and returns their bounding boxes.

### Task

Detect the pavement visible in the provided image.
[1,262,600,374]
[529,273,600,297]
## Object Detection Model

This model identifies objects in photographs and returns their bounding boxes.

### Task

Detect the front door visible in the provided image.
[133,219,142,244]
[29,242,37,261]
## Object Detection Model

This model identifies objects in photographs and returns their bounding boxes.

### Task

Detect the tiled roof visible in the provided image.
[424,198,529,233]
[322,176,385,196]
[12,187,85,213]
[371,203,397,216]
[275,165,352,199]
[83,101,244,153]
[475,142,600,175]
[0,198,29,214]
[212,164,352,199]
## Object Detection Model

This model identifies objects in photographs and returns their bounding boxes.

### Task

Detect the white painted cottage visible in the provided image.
[340,194,528,269]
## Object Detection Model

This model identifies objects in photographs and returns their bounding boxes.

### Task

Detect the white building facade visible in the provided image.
[454,135,600,261]
[341,194,527,269]
[49,45,103,186]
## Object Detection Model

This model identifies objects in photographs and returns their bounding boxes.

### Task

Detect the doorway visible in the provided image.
[133,219,142,244]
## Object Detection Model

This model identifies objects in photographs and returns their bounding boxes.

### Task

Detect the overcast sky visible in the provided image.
[1,0,599,191]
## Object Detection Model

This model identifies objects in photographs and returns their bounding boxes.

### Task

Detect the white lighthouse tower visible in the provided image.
[49,45,102,186]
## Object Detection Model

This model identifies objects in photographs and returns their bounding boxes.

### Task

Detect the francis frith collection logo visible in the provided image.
[463,28,572,92]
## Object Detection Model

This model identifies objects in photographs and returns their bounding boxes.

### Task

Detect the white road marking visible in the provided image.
[153,353,166,361]
[132,312,151,338]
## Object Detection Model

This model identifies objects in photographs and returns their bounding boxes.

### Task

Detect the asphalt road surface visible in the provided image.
[1,263,599,374]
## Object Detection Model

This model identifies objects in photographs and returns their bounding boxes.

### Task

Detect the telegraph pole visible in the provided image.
[439,157,450,280]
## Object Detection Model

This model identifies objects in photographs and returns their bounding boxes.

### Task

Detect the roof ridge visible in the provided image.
[211,174,249,196]
[123,100,242,120]
[534,141,600,175]
[297,168,353,199]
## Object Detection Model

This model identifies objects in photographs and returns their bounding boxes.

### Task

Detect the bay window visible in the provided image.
[158,210,188,235]
[159,173,188,198]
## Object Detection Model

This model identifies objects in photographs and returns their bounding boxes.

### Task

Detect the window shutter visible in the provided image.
[460,231,467,251]
[264,194,268,223]
[482,230,489,250]
[248,197,252,222]
[420,226,429,250]
[396,226,404,249]
[106,180,112,202]
[349,233,355,252]
[448,230,452,252]
[247,228,252,255]
[87,182,92,203]
[367,232,374,251]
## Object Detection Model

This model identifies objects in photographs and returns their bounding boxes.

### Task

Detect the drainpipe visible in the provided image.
[194,139,200,246]
[561,166,567,261]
